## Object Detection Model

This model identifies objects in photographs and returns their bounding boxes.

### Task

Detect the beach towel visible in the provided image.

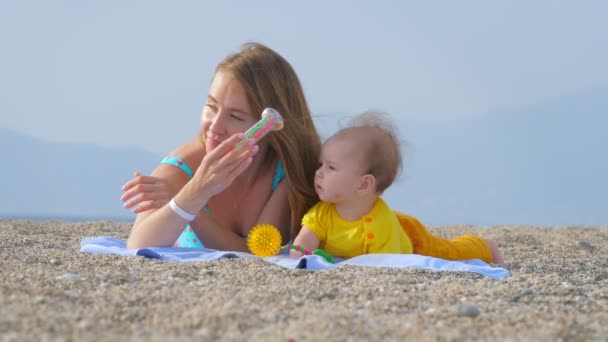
[80,236,509,279]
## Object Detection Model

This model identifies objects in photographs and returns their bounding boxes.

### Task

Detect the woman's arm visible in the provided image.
[126,133,258,249]
[187,210,250,252]
[120,171,173,214]
[121,137,204,213]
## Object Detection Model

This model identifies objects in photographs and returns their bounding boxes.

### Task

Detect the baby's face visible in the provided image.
[314,138,367,203]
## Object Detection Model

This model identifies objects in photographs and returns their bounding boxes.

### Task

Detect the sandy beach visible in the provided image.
[1,219,607,341]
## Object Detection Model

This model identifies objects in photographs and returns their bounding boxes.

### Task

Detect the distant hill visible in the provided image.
[0,85,606,225]
[0,129,161,221]
[384,85,608,226]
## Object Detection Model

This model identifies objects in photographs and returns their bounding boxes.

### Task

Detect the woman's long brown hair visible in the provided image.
[216,42,321,240]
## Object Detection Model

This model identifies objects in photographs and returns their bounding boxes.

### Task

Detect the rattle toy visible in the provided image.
[277,244,335,264]
[247,224,283,257]
[237,108,284,147]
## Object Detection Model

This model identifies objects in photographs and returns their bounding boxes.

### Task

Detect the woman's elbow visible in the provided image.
[126,225,152,250]
[126,237,143,250]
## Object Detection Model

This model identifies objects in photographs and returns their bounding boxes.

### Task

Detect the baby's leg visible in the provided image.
[395,211,500,264]
[484,239,505,264]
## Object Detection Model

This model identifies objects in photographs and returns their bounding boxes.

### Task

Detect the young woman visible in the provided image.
[124,43,321,251]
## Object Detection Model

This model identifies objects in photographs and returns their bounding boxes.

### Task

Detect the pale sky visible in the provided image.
[1,1,608,225]
[1,1,607,155]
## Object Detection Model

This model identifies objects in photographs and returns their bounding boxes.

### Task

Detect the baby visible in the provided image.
[293,111,504,263]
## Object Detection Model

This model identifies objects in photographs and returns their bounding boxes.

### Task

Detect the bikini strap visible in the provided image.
[272,160,286,191]
[160,156,193,179]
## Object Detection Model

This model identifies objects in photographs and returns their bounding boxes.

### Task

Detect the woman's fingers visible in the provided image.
[120,183,156,202]
[121,172,140,191]
[209,133,247,157]
[194,134,259,197]
[217,134,259,167]
[227,154,254,180]
[213,140,259,185]
[124,189,170,209]
[131,199,166,214]
[121,173,156,191]
[225,145,258,178]
[202,134,258,174]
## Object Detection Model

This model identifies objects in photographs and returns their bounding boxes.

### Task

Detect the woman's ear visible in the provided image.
[357,174,376,194]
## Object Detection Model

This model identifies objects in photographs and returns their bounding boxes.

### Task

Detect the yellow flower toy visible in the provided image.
[247,224,282,257]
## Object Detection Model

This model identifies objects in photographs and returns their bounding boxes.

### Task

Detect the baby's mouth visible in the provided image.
[315,183,323,193]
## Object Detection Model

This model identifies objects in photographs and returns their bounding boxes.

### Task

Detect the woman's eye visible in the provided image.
[231,114,244,121]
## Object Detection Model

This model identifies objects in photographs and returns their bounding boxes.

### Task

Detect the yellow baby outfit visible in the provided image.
[302,198,492,263]
[302,198,413,258]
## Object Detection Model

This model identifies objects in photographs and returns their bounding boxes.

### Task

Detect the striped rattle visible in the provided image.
[277,243,313,256]
[237,108,284,147]
[277,244,335,263]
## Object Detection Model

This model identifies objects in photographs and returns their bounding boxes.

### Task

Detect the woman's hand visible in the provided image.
[121,172,172,214]
[192,133,259,198]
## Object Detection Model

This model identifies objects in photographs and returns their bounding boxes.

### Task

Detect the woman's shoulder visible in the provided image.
[152,137,205,182]
[166,137,206,170]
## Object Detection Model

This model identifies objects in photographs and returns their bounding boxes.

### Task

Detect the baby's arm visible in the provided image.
[290,226,320,258]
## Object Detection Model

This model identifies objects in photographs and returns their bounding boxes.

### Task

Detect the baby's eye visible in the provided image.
[328,165,336,171]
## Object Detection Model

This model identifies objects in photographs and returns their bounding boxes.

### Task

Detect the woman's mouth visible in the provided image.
[206,137,222,149]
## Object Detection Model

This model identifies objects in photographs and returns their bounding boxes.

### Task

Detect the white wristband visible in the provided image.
[169,198,196,222]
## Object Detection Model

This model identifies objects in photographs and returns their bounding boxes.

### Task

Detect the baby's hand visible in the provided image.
[288,249,304,259]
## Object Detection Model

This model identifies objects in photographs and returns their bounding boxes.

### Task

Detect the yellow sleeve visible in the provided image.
[301,202,328,243]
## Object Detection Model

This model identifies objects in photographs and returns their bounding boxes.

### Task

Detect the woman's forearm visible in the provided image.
[126,180,211,249]
[191,211,250,252]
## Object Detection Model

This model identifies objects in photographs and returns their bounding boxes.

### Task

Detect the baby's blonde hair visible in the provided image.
[329,111,402,193]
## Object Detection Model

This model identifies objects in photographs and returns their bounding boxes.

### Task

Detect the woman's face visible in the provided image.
[201,71,257,151]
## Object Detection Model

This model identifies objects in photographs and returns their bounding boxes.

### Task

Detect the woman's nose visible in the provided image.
[208,111,227,133]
